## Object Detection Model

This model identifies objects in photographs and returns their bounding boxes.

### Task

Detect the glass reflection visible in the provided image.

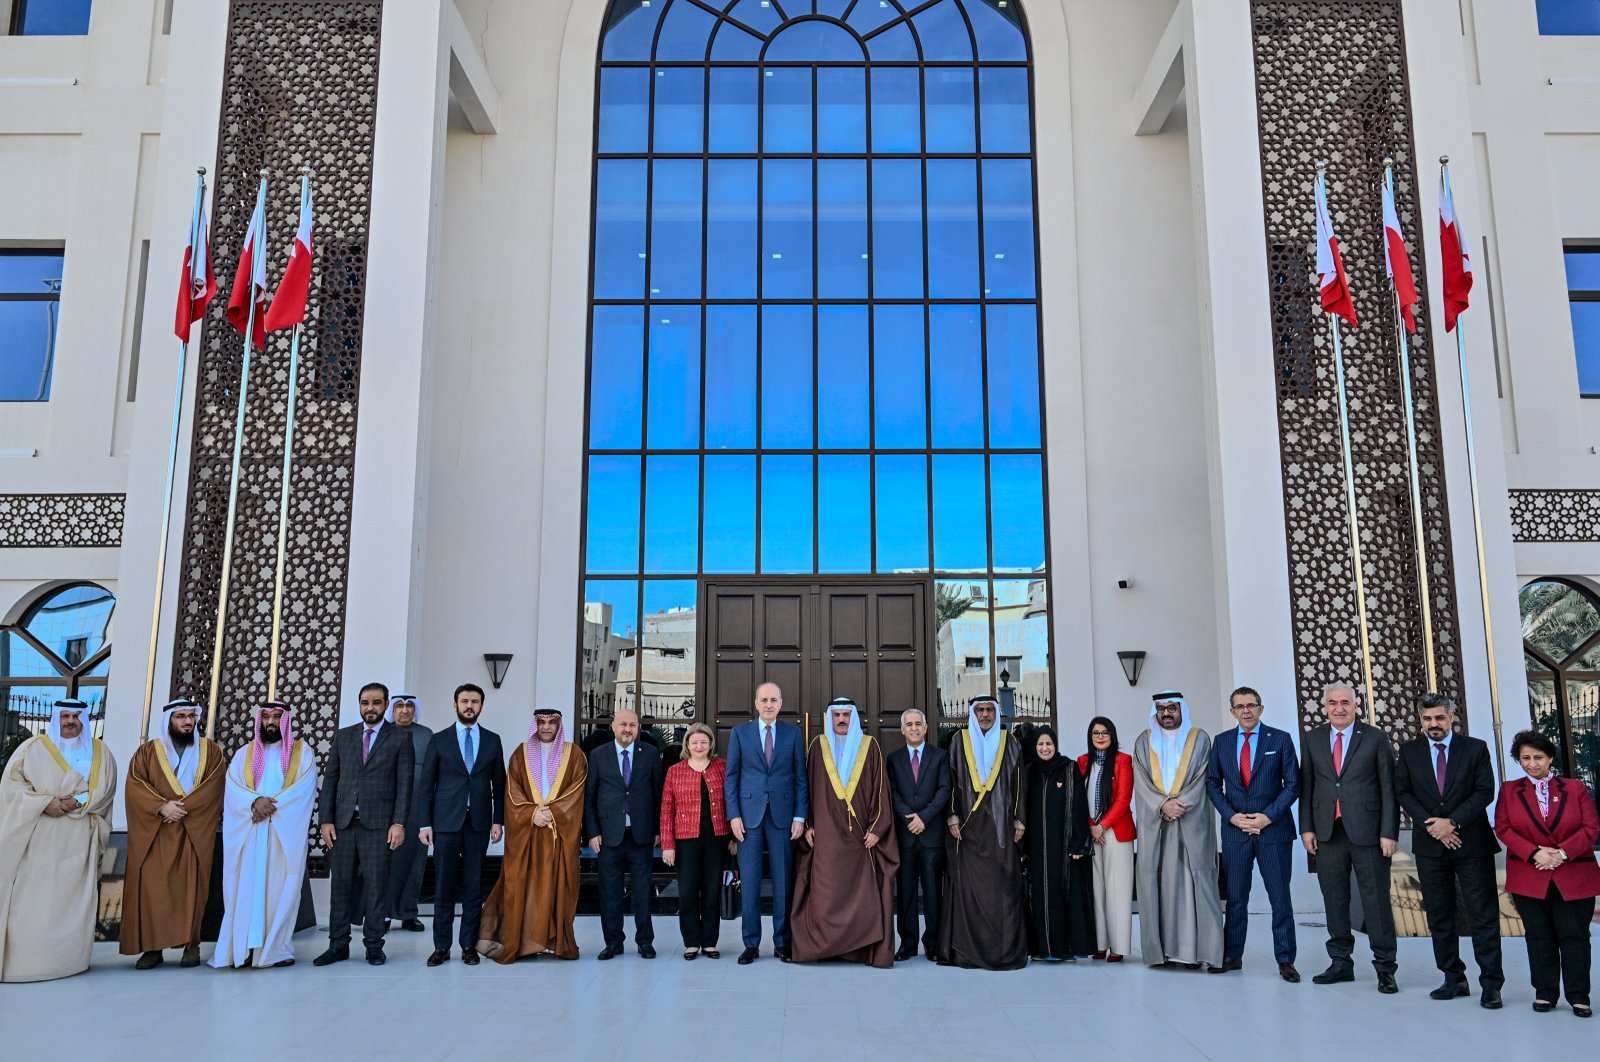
[647,310,701,448]
[979,67,1031,153]
[933,454,988,571]
[653,68,705,153]
[598,68,649,153]
[708,68,759,152]
[872,159,923,298]
[929,305,983,448]
[873,305,926,448]
[981,159,1036,297]
[582,579,640,717]
[656,0,718,60]
[866,20,919,62]
[817,305,870,448]
[966,0,1028,60]
[989,454,1045,571]
[986,304,1041,447]
[762,455,814,572]
[914,1,972,61]
[762,67,812,153]
[707,160,758,298]
[761,305,813,447]
[765,20,864,61]
[818,160,869,297]
[817,69,866,153]
[601,0,665,60]
[763,160,813,298]
[588,306,643,449]
[645,456,700,573]
[641,580,699,723]
[586,457,642,573]
[992,577,1050,718]
[870,68,920,154]
[935,578,991,723]
[703,455,757,572]
[926,160,980,298]
[925,68,976,153]
[818,454,871,572]
[651,160,704,298]
[704,305,757,448]
[875,455,928,572]
[593,159,647,299]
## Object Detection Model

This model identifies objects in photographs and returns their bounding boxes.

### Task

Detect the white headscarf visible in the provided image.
[46,698,94,781]
[385,692,420,724]
[1148,691,1192,792]
[825,698,864,779]
[157,697,203,791]
[967,695,1002,779]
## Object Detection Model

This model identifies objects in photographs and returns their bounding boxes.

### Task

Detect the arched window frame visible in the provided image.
[1,581,113,759]
[1520,576,1600,807]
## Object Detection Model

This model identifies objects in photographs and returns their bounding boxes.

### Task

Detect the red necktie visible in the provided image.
[1239,731,1253,788]
[1434,742,1447,795]
[1332,730,1344,820]
[912,747,921,783]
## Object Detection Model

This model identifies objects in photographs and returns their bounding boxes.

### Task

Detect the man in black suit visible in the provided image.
[1395,692,1504,1008]
[586,707,663,959]
[414,683,506,966]
[1300,681,1400,993]
[886,708,949,961]
[315,681,416,966]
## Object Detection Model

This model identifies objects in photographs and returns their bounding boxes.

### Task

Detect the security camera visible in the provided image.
[1117,578,1132,590]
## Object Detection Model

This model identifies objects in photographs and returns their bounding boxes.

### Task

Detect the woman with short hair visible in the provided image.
[660,723,733,959]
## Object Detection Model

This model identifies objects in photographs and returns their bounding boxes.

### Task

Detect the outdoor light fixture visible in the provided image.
[999,668,1015,719]
[1117,651,1147,687]
[483,653,513,690]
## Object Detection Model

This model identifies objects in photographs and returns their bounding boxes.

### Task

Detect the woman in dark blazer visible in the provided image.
[1494,730,1600,1018]
[1076,716,1136,962]
[660,723,733,959]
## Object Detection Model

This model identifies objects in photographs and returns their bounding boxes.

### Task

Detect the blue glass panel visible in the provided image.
[870,68,920,154]
[1539,0,1600,35]
[1566,250,1600,291]
[703,455,757,572]
[589,305,644,449]
[817,68,867,153]
[761,455,815,572]
[708,68,759,152]
[817,159,869,298]
[12,0,92,34]
[0,302,55,401]
[991,577,1049,707]
[933,453,988,571]
[644,456,700,572]
[928,304,983,448]
[641,580,698,712]
[593,159,648,299]
[979,67,1030,153]
[926,159,980,297]
[647,309,701,447]
[598,68,650,153]
[763,160,814,298]
[765,19,866,61]
[814,0,851,16]
[726,0,783,36]
[653,68,705,152]
[710,21,764,60]
[762,305,814,447]
[1572,302,1600,394]
[656,0,719,60]
[875,455,929,572]
[963,0,1027,60]
[913,0,973,61]
[873,305,926,447]
[986,304,1041,447]
[762,67,813,153]
[707,160,758,298]
[602,0,667,60]
[981,159,1035,297]
[935,577,990,715]
[847,0,898,37]
[818,455,872,572]
[924,68,976,153]
[650,159,704,298]
[989,453,1044,571]
[0,251,64,293]
[866,20,920,61]
[581,581,638,695]
[871,158,923,298]
[817,305,870,448]
[586,456,642,573]
[704,305,758,448]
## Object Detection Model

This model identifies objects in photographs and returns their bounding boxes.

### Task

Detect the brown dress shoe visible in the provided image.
[180,945,203,968]
[461,948,481,965]
[1279,963,1301,983]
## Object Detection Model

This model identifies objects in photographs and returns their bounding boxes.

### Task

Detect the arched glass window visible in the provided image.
[1,582,113,763]
[1520,578,1600,806]
[582,0,1049,732]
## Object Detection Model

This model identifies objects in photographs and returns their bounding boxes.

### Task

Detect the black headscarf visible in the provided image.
[1085,716,1118,821]
[1029,725,1074,784]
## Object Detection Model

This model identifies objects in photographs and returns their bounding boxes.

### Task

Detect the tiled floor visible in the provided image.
[1,915,1594,1060]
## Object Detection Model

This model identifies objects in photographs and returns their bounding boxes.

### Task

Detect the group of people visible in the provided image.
[0,682,1594,1021]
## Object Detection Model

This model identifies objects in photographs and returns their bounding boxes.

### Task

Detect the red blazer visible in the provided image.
[660,758,730,851]
[1077,751,1136,843]
[1494,777,1600,901]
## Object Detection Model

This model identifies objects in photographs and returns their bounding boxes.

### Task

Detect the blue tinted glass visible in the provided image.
[763,67,813,153]
[875,455,929,571]
[981,159,1035,297]
[582,580,638,659]
[986,304,1041,447]
[865,19,919,61]
[0,252,64,292]
[586,456,643,573]
[709,68,759,152]
[762,305,814,447]
[963,0,1027,60]
[594,159,648,298]
[650,159,704,298]
[979,67,1030,153]
[656,0,718,59]
[1566,250,1600,291]
[925,68,976,153]
[818,160,869,297]
[653,68,705,152]
[645,456,701,571]
[817,68,867,153]
[707,160,758,297]
[641,578,698,699]
[1572,302,1600,394]
[0,303,56,401]
[762,455,815,572]
[711,20,764,60]
[926,159,980,297]
[929,304,983,447]
[989,453,1044,570]
[847,0,898,37]
[914,0,973,61]
[726,0,783,35]
[1539,0,1600,34]
[598,68,650,153]
[704,455,757,572]
[589,306,644,448]
[873,305,926,447]
[14,0,93,35]
[933,454,988,570]
[705,305,758,448]
[870,67,920,153]
[818,455,872,572]
[647,309,701,447]
[872,159,924,298]
[765,19,866,60]
[763,160,814,298]
[603,0,667,60]
[815,0,851,16]
[817,305,871,448]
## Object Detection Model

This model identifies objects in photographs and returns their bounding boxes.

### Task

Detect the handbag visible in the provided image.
[719,855,741,921]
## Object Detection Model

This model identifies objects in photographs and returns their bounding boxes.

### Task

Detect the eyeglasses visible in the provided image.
[1089,730,1111,737]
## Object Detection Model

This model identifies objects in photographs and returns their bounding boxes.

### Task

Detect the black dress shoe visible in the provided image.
[1279,963,1301,983]
[1312,965,1355,985]
[313,947,349,966]
[1532,1000,1554,1013]
[894,946,916,962]
[1377,973,1399,994]
[1209,958,1242,974]
[135,951,164,970]
[1480,989,1503,1010]
[401,918,426,932]
[776,947,793,963]
[366,948,386,966]
[738,947,759,965]
[1430,980,1470,1000]
[461,948,480,965]
[269,958,296,968]
[598,943,623,961]
[639,945,657,959]
[180,945,203,968]
[427,948,450,967]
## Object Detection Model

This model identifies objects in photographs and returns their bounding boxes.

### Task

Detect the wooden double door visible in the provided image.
[700,578,932,749]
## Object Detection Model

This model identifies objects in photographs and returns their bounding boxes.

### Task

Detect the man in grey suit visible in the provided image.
[314,681,415,966]
[1299,681,1400,993]
[384,692,433,932]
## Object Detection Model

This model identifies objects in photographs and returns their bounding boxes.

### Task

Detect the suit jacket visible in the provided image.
[1494,777,1600,901]
[1075,751,1136,842]
[724,719,809,829]
[886,743,951,850]
[1298,721,1398,846]
[1394,733,1499,858]
[1206,723,1300,843]
[319,721,415,830]
[412,724,507,833]
[584,740,663,847]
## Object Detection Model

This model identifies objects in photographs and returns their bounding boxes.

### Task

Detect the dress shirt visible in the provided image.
[1329,723,1354,758]
[1236,726,1261,771]
[756,720,806,823]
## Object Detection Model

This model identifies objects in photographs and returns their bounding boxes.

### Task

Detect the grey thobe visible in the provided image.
[1131,728,1223,967]
[385,722,434,919]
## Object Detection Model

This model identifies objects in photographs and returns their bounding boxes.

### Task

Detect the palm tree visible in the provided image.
[936,583,975,629]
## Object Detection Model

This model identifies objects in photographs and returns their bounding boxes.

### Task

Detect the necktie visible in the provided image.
[1332,730,1344,820]
[1434,742,1447,795]
[363,727,374,763]
[622,747,632,787]
[763,724,774,766]
[912,747,921,783]
[464,727,476,770]
[1239,731,1253,788]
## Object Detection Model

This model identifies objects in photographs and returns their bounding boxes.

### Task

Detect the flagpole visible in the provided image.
[206,168,269,738]
[1328,311,1380,723]
[266,168,310,700]
[1441,155,1506,781]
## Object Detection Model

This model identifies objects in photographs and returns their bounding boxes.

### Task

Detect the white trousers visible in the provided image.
[1091,834,1135,956]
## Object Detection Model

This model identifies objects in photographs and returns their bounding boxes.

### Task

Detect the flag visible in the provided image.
[1382,171,1419,334]
[1315,173,1358,328]
[1439,166,1473,332]
[173,180,216,342]
[225,182,268,350]
[264,182,314,333]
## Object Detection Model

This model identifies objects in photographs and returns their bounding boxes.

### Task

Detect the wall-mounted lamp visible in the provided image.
[1117,651,1147,687]
[483,653,513,690]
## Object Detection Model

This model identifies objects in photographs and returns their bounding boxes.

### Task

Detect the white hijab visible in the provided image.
[967,696,1002,778]
[825,698,864,779]
[46,699,94,781]
[157,697,203,791]
[1148,692,1193,792]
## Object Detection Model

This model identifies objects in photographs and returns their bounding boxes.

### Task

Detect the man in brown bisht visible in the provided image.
[477,707,588,962]
[120,698,225,969]
[791,698,900,968]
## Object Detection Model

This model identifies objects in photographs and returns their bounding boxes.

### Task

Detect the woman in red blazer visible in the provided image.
[1494,730,1600,1017]
[660,723,732,960]
[1077,716,1136,962]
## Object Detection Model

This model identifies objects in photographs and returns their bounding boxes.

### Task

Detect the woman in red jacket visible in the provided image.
[1077,716,1136,962]
[1494,730,1600,1018]
[660,723,733,960]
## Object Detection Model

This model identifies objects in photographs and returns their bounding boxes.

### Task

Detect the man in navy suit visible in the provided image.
[413,683,506,967]
[1205,685,1301,982]
[585,707,664,960]
[725,681,809,964]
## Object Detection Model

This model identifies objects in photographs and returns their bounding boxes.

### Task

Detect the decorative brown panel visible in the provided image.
[0,494,124,547]
[1508,489,1600,542]
[168,1,382,771]
[1251,2,1464,740]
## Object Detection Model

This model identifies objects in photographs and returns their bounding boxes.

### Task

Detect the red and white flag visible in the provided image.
[225,182,269,350]
[173,179,217,342]
[1439,166,1473,332]
[1382,172,1419,334]
[1315,173,1358,329]
[264,182,314,333]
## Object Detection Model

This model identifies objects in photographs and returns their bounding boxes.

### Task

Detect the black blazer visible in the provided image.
[1394,733,1500,859]
[584,740,664,847]
[1298,721,1398,846]
[318,721,415,830]
[886,743,951,850]
[412,724,506,833]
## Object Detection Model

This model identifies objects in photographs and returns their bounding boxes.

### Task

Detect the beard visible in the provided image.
[169,726,196,749]
[259,724,283,744]
[455,708,479,725]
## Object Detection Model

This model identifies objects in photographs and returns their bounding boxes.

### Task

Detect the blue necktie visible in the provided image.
[622,747,632,787]
[464,728,475,770]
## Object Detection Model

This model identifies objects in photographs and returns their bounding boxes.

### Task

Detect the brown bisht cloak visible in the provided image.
[477,744,587,962]
[791,735,900,967]
[938,727,1027,970]
[119,738,225,954]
